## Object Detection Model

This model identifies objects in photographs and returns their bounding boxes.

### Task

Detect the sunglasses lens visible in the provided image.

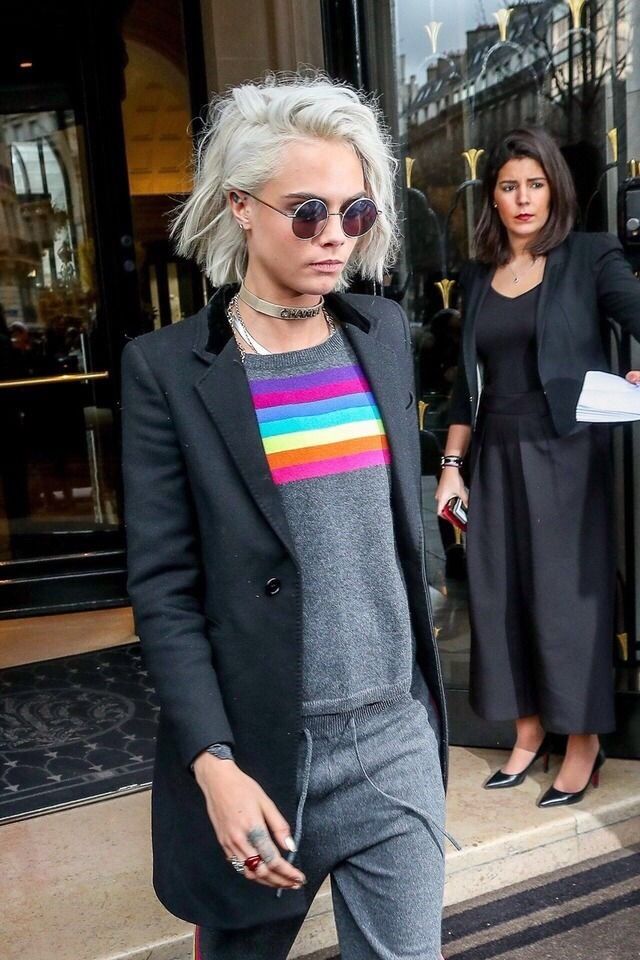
[342,198,378,238]
[292,199,328,239]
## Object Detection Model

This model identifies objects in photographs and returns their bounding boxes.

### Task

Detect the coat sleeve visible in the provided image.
[593,233,640,341]
[392,297,418,397]
[121,339,234,769]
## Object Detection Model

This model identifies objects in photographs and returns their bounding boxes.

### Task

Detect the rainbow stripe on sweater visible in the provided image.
[249,363,390,485]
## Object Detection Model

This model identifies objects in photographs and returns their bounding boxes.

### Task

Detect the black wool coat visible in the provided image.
[449,232,640,435]
[121,285,448,930]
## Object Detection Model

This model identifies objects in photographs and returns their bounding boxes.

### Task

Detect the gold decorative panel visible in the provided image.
[565,0,587,30]
[493,8,513,43]
[435,278,456,309]
[405,157,415,189]
[424,21,442,55]
[462,148,485,181]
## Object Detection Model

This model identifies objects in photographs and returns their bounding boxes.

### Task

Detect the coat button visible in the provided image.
[265,578,281,596]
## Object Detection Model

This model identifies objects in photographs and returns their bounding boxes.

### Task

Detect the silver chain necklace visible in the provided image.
[507,255,538,285]
[227,294,335,362]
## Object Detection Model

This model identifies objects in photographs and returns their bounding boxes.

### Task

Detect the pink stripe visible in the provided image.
[252,376,370,410]
[272,448,391,484]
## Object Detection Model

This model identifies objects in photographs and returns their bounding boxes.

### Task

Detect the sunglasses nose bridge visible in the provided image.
[315,211,346,242]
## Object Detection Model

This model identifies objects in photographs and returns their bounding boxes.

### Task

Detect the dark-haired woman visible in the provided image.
[435,127,640,807]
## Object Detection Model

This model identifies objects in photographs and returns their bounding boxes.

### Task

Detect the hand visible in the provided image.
[625,371,640,385]
[193,752,306,889]
[434,467,468,518]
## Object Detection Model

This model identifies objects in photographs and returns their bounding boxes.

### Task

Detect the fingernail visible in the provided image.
[284,836,297,852]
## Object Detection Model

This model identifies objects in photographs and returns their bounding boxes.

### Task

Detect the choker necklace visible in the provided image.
[239,281,324,319]
[227,294,335,362]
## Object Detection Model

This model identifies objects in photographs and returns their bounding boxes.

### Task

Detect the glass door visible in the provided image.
[0,108,119,563]
[0,1,140,616]
[356,0,640,751]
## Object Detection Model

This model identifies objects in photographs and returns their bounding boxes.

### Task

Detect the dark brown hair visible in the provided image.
[474,127,577,265]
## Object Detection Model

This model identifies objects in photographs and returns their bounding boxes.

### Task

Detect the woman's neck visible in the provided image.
[235,272,333,355]
[506,233,538,261]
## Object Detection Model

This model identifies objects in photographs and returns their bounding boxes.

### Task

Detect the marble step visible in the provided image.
[2,747,639,960]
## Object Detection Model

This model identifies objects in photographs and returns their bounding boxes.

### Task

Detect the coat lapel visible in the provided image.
[535,240,568,352]
[463,240,569,415]
[462,265,492,416]
[193,289,297,558]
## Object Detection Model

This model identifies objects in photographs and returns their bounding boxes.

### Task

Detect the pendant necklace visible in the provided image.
[508,255,538,285]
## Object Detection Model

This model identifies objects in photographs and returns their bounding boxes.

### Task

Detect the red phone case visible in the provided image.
[442,498,467,532]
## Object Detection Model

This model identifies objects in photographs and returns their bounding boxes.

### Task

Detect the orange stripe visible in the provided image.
[267,433,389,469]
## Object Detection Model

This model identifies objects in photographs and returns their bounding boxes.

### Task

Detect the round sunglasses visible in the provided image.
[239,191,379,240]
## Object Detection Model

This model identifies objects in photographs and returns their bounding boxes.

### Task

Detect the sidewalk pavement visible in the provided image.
[2,746,638,960]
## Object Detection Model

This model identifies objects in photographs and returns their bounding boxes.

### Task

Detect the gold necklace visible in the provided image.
[507,255,538,285]
[226,295,335,362]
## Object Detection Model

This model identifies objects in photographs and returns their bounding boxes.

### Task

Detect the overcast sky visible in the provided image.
[395,0,510,80]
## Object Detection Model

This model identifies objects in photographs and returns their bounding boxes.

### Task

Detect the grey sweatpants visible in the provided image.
[197,693,447,960]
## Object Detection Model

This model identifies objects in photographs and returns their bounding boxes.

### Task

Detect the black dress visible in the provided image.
[466,283,615,734]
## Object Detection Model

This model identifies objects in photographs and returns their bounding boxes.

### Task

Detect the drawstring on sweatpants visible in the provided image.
[349,716,461,854]
[276,704,460,897]
[276,726,313,899]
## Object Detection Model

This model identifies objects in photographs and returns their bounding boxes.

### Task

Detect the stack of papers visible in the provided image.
[576,371,640,422]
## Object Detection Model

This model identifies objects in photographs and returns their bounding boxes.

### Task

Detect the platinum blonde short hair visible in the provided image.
[171,73,399,291]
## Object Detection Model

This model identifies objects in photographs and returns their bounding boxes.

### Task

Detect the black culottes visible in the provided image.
[466,391,616,734]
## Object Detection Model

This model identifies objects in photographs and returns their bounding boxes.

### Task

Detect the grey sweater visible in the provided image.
[244,329,413,716]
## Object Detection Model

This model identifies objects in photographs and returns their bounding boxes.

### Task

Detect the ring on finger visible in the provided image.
[229,856,246,874]
[244,854,263,871]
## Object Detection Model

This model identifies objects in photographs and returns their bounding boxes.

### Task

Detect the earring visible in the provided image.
[493,202,498,209]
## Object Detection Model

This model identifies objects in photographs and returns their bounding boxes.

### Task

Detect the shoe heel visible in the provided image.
[542,752,550,773]
[591,769,600,788]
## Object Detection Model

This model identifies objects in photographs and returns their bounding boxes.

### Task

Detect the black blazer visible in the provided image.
[121,285,447,930]
[449,232,640,436]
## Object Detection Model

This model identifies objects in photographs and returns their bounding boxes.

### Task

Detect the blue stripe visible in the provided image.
[255,391,377,423]
[258,404,382,438]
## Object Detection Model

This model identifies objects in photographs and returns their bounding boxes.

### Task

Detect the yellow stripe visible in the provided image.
[262,418,385,454]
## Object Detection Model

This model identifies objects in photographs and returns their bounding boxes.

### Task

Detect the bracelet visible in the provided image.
[441,455,464,468]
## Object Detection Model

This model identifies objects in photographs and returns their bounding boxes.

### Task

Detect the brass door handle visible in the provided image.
[0,372,109,389]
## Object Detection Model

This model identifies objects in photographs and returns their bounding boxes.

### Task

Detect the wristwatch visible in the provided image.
[204,743,234,761]
[191,742,234,773]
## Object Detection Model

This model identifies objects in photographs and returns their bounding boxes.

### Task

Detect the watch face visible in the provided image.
[207,744,234,760]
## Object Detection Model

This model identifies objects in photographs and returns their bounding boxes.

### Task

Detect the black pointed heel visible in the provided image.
[484,738,550,789]
[537,748,605,808]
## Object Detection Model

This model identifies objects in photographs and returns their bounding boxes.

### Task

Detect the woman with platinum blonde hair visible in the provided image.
[122,73,450,960]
